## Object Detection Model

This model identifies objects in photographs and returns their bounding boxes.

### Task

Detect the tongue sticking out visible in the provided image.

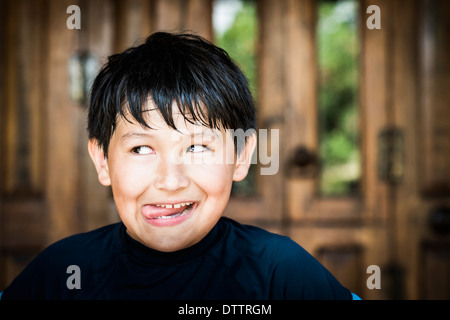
[142,203,194,220]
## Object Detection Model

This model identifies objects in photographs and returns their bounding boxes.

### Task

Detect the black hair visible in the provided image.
[88,32,256,156]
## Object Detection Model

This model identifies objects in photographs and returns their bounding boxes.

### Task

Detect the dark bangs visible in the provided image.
[88,32,256,156]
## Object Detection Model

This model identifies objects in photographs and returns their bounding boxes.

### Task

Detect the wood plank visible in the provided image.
[153,0,212,40]
[255,0,285,223]
[3,0,19,194]
[360,0,391,220]
[422,241,450,299]
[1,199,47,248]
[283,0,318,222]
[185,0,213,40]
[80,0,120,231]
[0,0,5,195]
[390,0,422,300]
[284,0,317,150]
[419,0,450,196]
[2,0,47,195]
[45,0,83,243]
[154,0,182,32]
[114,0,153,53]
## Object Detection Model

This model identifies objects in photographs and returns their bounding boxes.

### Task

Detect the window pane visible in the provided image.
[213,0,258,197]
[317,0,360,196]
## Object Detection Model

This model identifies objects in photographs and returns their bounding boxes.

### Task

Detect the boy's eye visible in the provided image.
[131,146,154,155]
[188,145,209,153]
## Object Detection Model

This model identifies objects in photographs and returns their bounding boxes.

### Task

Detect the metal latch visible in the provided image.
[377,127,404,184]
[68,52,98,106]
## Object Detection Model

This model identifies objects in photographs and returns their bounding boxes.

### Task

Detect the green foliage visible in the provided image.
[318,0,360,195]
[215,1,258,99]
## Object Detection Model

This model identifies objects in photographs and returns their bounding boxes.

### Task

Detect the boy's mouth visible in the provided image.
[153,202,195,219]
[142,201,197,225]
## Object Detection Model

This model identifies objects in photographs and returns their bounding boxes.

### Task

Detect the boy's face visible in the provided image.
[89,101,255,252]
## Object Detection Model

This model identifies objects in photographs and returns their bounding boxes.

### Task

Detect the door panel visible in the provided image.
[422,242,450,299]
[227,0,450,300]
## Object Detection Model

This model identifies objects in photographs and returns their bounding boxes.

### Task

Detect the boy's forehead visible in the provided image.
[116,107,222,138]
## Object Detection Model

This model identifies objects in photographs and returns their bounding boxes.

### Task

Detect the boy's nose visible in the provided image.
[154,159,189,191]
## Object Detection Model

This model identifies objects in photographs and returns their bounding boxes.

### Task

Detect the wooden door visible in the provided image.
[224,0,450,300]
[224,0,382,299]
[225,0,381,299]
[353,0,450,300]
[393,0,450,300]
[0,0,213,290]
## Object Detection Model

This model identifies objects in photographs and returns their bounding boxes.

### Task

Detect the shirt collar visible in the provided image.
[117,220,224,266]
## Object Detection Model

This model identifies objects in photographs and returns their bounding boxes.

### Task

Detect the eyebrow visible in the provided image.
[120,132,154,142]
[120,130,220,143]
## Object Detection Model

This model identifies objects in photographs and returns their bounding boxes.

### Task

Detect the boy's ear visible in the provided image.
[88,139,111,186]
[233,133,257,182]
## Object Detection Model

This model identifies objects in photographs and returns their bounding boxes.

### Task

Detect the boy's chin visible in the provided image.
[139,234,200,252]
[126,227,202,252]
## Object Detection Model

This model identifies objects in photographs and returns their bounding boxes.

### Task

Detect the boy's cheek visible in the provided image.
[110,164,150,196]
[187,164,235,193]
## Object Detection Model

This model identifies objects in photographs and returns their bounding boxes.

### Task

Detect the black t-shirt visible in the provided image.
[2,217,351,300]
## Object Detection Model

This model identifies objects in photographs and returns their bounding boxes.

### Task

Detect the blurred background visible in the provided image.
[1,0,449,299]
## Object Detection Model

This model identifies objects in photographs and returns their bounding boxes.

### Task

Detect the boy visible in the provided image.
[1,32,353,299]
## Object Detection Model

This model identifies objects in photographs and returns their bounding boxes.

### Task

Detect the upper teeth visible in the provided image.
[155,202,193,209]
